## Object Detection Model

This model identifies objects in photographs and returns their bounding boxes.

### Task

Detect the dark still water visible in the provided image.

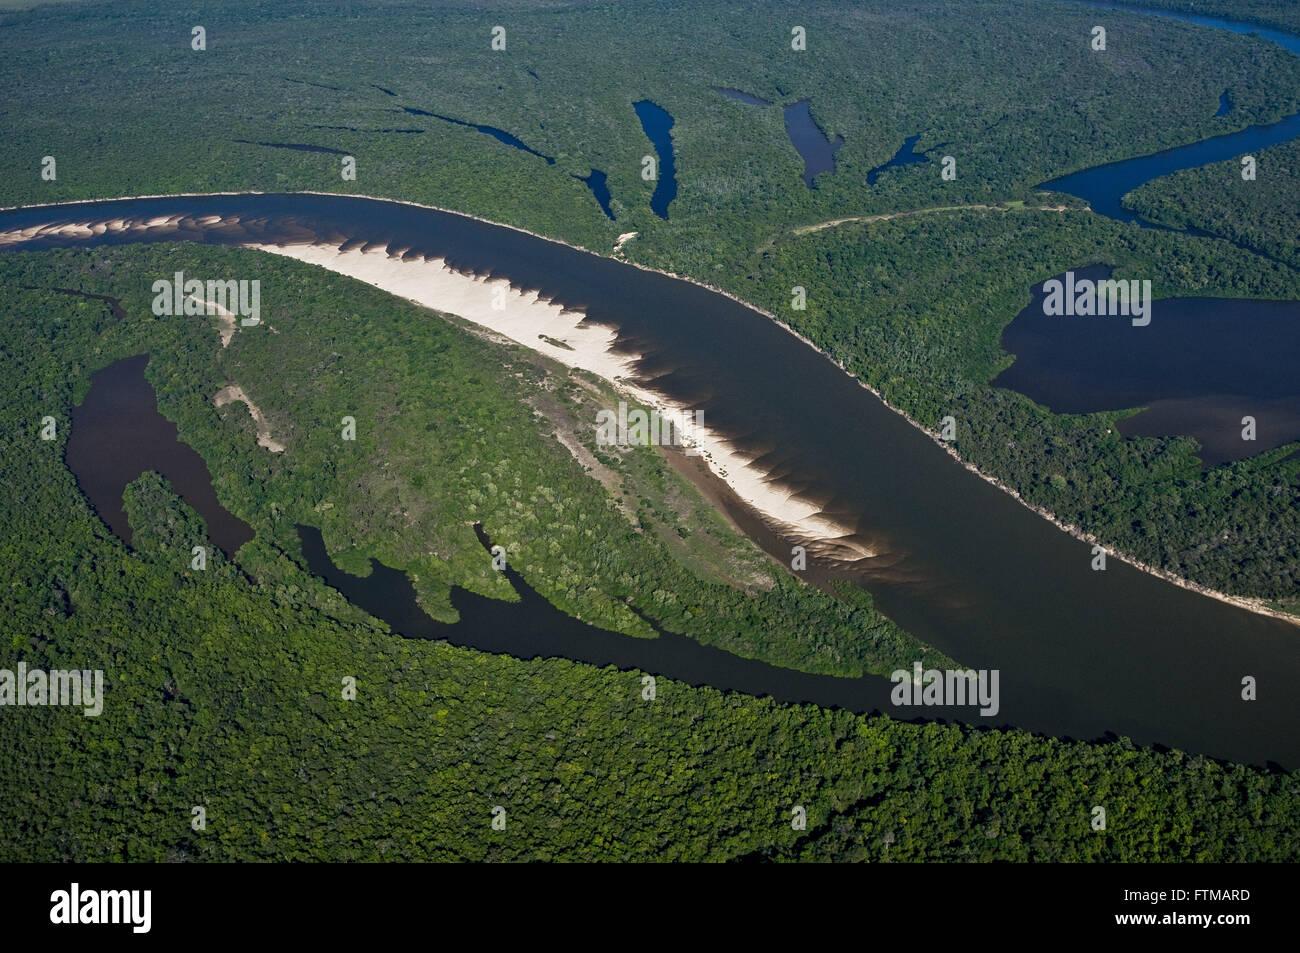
[867,134,929,185]
[3,193,1298,767]
[574,169,614,220]
[783,99,844,188]
[711,86,772,106]
[295,523,962,720]
[633,100,677,219]
[233,140,349,156]
[1042,110,1300,222]
[66,353,254,553]
[400,107,556,164]
[994,266,1300,465]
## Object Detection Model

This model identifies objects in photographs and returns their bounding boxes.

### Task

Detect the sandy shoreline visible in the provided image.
[1,188,1294,624]
[250,242,872,557]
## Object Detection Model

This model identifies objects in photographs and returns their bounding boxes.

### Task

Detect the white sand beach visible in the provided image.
[249,242,871,557]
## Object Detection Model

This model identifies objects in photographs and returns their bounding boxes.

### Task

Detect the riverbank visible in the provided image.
[248,240,872,558]
[2,188,1295,627]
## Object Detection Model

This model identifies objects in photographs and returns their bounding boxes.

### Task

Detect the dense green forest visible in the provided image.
[2,0,1295,604]
[1125,0,1300,34]
[1,253,1297,861]
[2,0,1300,861]
[0,245,939,678]
[1127,138,1300,271]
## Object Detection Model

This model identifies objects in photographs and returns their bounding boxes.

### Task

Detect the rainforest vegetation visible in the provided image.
[0,245,939,678]
[1126,138,1300,271]
[2,0,1295,603]
[1,0,1299,860]
[0,252,1296,862]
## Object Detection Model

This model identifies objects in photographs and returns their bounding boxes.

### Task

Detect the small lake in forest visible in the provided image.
[712,88,844,187]
[866,134,930,185]
[634,99,678,219]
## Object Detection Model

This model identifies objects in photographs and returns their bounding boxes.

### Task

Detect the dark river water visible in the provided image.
[5,191,1297,767]
[1043,1,1300,221]
[995,265,1300,465]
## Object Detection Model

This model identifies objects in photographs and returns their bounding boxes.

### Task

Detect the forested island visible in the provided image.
[1,0,1298,861]
[2,246,1297,861]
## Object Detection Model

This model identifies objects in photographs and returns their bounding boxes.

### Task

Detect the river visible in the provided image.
[5,188,1297,768]
[6,2,1300,767]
